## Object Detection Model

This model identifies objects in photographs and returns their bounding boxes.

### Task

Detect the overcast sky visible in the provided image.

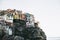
[0,0,60,37]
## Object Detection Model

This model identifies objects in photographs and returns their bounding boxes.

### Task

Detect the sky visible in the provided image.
[0,0,60,37]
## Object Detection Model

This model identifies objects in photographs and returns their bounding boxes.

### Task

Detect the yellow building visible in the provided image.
[13,12,19,19]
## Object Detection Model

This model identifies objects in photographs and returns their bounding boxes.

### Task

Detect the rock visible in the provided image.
[0,9,46,40]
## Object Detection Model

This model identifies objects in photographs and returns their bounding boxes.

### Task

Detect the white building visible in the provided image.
[3,14,13,23]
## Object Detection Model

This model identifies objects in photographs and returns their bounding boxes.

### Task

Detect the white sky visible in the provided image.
[0,0,60,37]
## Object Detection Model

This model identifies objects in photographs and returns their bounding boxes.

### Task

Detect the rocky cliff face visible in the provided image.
[0,9,46,40]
